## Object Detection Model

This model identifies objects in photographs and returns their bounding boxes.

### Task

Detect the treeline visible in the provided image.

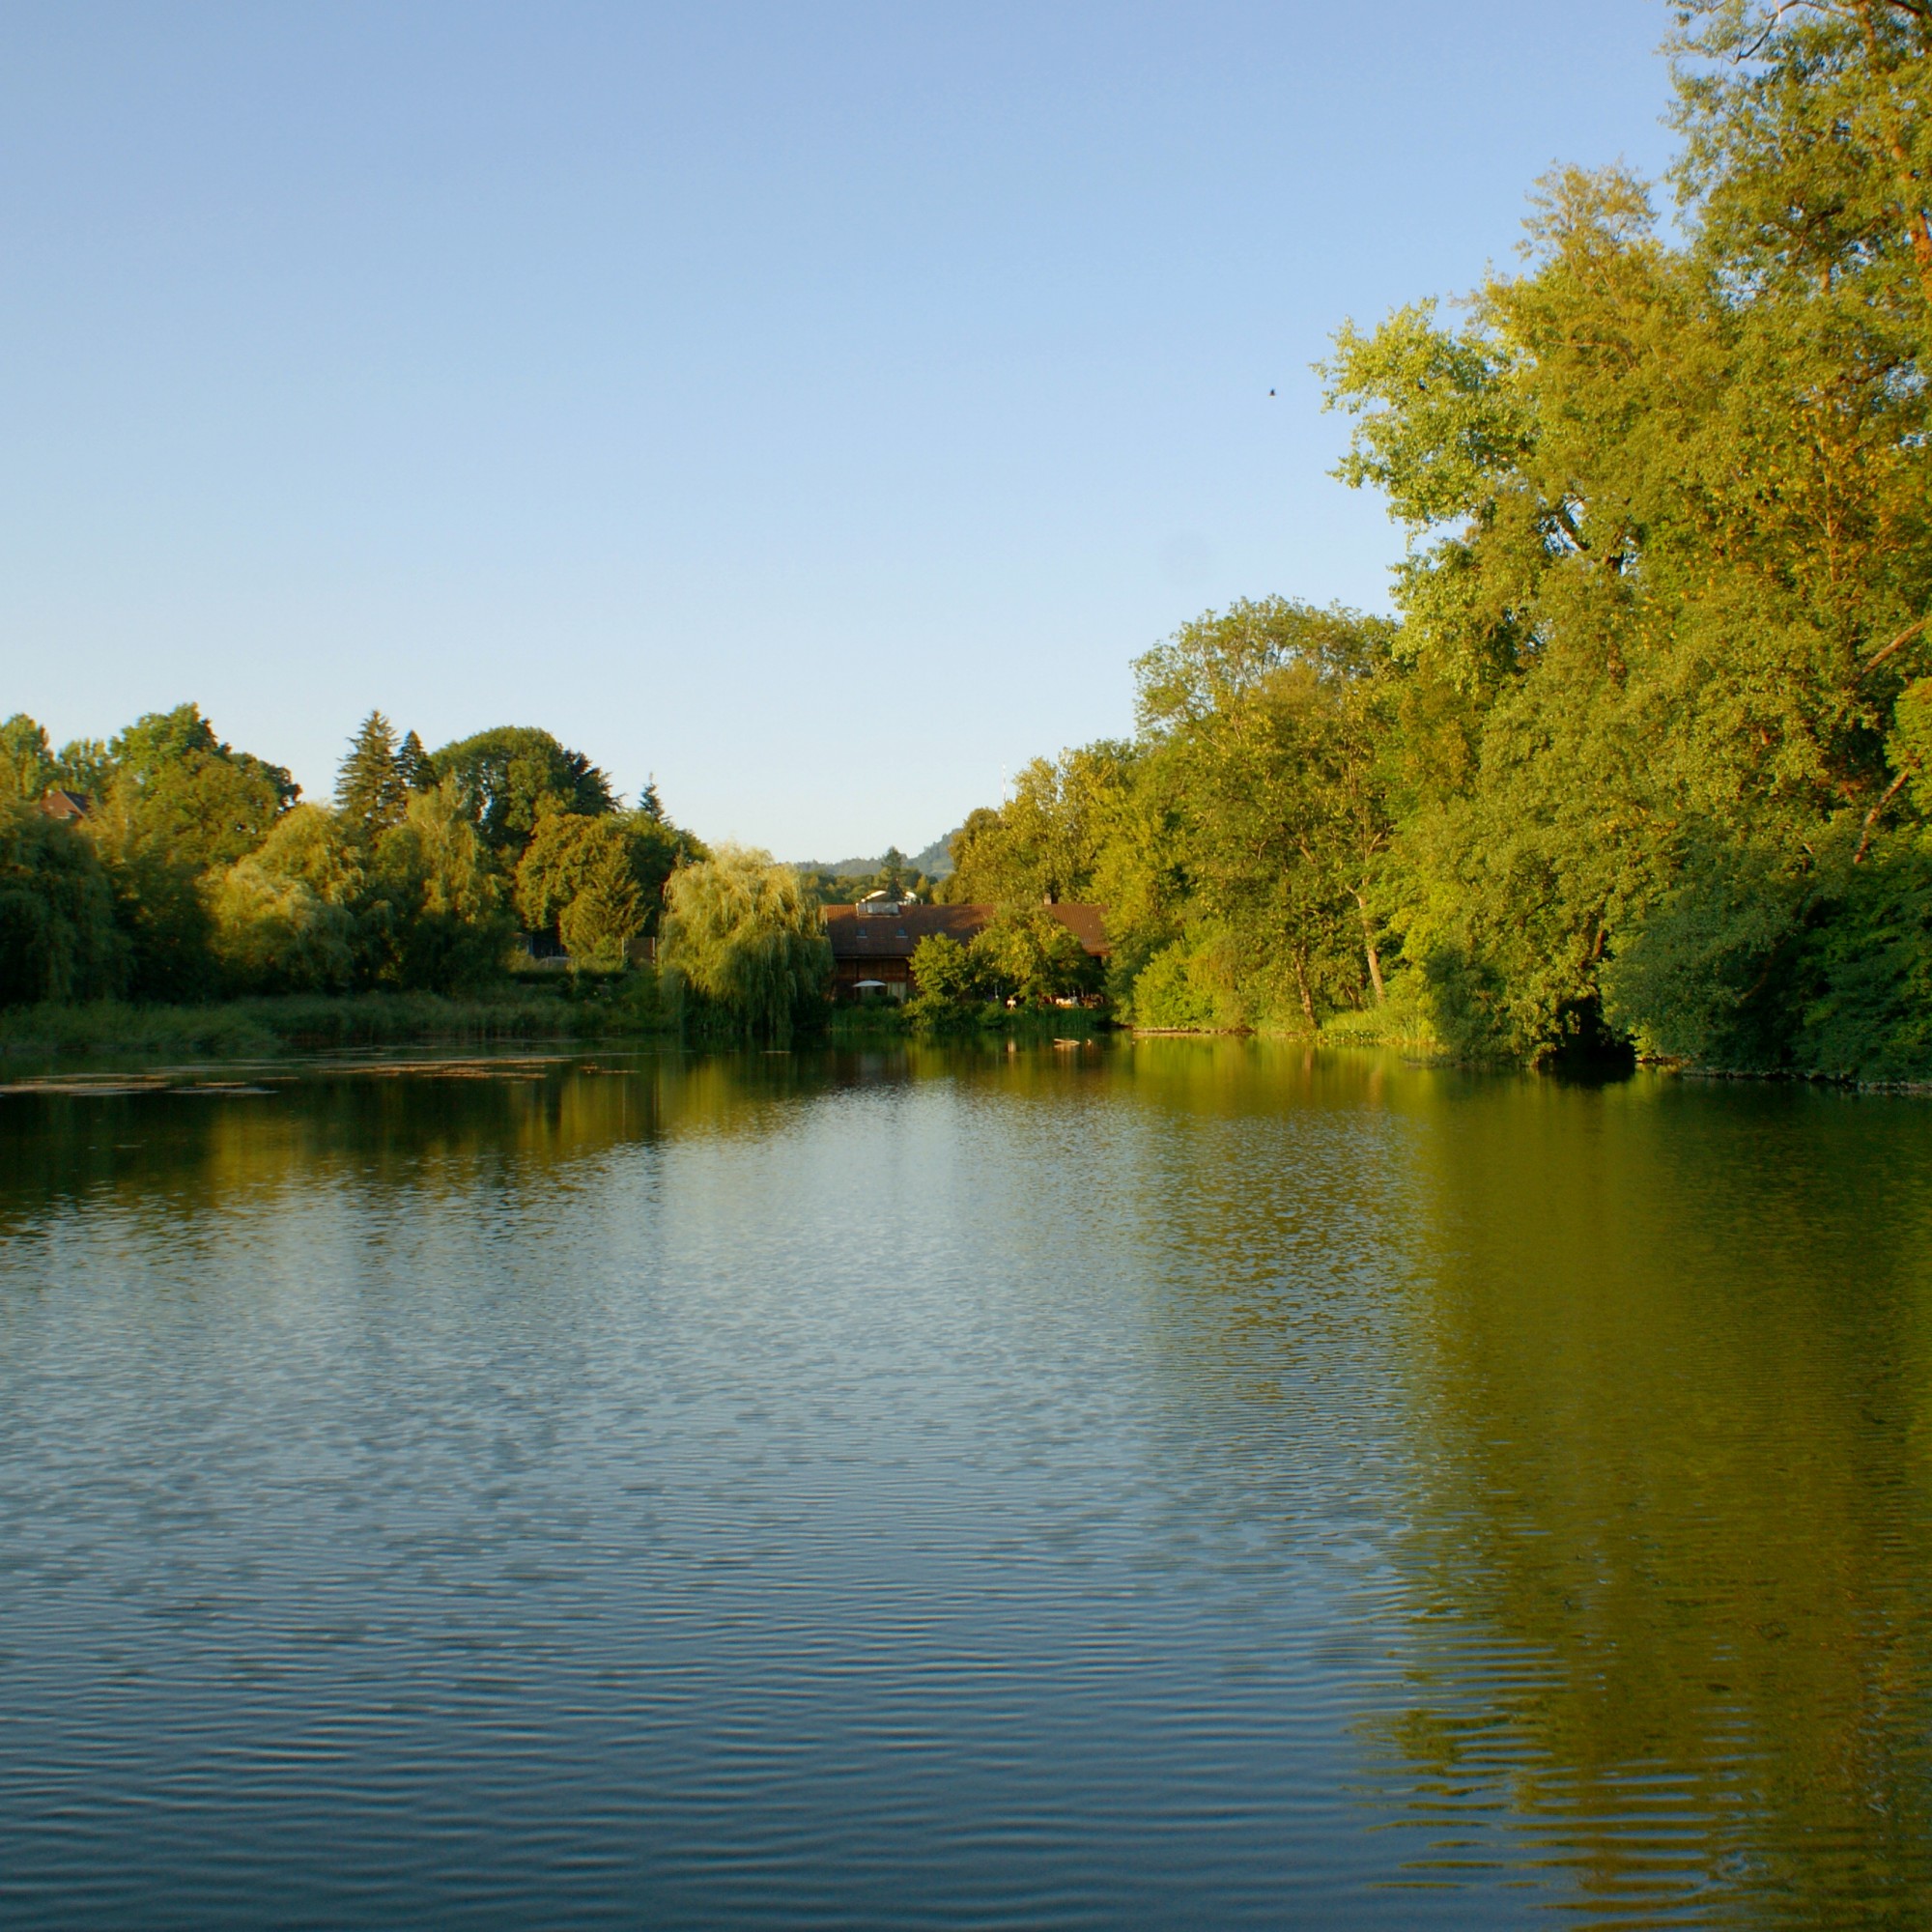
[799,845,944,907]
[942,3,1932,1079]
[0,705,715,1005]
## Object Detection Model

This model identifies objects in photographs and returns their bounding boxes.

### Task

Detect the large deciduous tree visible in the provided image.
[1312,0,1932,1065]
[0,799,123,1006]
[429,726,615,855]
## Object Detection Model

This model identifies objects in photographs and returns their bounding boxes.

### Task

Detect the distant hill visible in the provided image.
[912,833,956,877]
[793,830,958,881]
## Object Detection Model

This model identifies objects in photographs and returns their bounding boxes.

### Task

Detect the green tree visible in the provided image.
[659,847,830,1041]
[429,726,615,855]
[0,798,123,1005]
[52,739,112,797]
[1321,105,1932,1058]
[208,806,366,993]
[1797,832,1932,1080]
[0,716,56,801]
[515,810,648,966]
[514,800,700,963]
[0,717,104,803]
[908,932,980,1002]
[78,705,298,999]
[943,747,1131,906]
[968,905,1098,1006]
[367,780,514,991]
[101,704,298,872]
[904,932,986,1026]
[621,806,704,923]
[1132,599,1401,1023]
[396,729,435,793]
[335,710,409,835]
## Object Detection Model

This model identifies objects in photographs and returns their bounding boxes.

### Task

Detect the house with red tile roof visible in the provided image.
[40,787,94,822]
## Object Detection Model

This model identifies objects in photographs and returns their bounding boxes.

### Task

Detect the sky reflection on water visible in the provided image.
[1,1042,1929,1928]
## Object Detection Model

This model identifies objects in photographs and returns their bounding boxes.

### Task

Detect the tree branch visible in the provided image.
[1854,767,1914,864]
[1859,616,1928,682]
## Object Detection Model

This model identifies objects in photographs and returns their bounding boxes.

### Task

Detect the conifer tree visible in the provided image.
[396,729,435,793]
[335,711,407,833]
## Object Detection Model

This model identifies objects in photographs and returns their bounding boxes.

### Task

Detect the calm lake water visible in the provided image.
[2,1041,1930,1928]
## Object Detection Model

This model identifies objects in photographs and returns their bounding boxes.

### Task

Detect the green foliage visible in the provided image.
[396,729,435,793]
[1889,678,1932,816]
[515,810,647,966]
[53,739,112,796]
[205,789,520,998]
[430,725,614,854]
[87,830,217,1002]
[1601,833,1812,1067]
[24,7,1932,1078]
[78,706,298,1001]
[514,802,699,963]
[1670,1,1932,316]
[0,715,107,808]
[101,704,298,874]
[942,748,1129,907]
[920,12,1932,1075]
[335,710,410,834]
[869,845,914,897]
[6,701,701,1015]
[968,905,1099,1006]
[3,701,704,1024]
[0,798,124,1006]
[1296,14,1932,1068]
[1795,832,1932,1083]
[208,806,365,994]
[909,933,980,1001]
[1126,935,1245,1031]
[368,781,515,992]
[1,715,57,801]
[660,847,830,1041]
[904,933,989,1029]
[931,809,1004,902]
[806,845,941,906]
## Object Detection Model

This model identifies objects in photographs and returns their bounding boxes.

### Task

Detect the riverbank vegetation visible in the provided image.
[0,982,664,1058]
[0,705,715,1045]
[941,4,1932,1080]
[0,707,704,1004]
[0,699,1081,1053]
[10,6,1932,1078]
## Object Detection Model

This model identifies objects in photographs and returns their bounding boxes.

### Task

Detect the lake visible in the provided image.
[2,1040,1929,1928]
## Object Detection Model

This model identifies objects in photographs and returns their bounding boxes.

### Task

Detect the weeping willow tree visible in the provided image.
[659,846,831,1041]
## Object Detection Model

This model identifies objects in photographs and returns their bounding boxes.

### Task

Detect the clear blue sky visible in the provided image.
[2,2,1678,859]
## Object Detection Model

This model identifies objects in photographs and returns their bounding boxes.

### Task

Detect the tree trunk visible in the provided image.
[1855,767,1914,864]
[1293,951,1315,1028]
[1352,888,1385,1005]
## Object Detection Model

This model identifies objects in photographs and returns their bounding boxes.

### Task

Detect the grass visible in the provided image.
[0,977,676,1058]
[1316,979,1443,1053]
[0,977,1121,1061]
